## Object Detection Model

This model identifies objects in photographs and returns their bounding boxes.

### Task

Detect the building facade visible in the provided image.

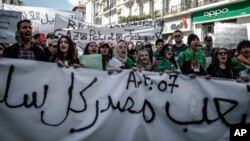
[192,0,250,42]
[72,3,86,22]
[0,0,22,9]
[85,0,250,41]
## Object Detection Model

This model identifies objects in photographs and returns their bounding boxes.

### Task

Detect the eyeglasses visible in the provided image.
[174,35,181,38]
[165,48,174,52]
[0,48,4,51]
[218,52,227,55]
[49,44,57,48]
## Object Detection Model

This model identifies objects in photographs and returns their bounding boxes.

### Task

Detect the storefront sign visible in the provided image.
[204,8,229,17]
[163,15,191,33]
[193,1,250,23]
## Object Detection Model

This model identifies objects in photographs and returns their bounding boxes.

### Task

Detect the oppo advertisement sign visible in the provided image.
[204,8,229,17]
[192,1,250,23]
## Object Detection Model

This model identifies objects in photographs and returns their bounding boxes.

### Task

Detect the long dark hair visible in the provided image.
[56,36,78,64]
[213,48,232,69]
[237,40,250,53]
[84,41,97,54]
[159,44,178,69]
[142,44,154,63]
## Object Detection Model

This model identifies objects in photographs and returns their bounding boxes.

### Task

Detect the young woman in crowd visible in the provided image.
[135,50,152,71]
[128,49,138,62]
[141,43,155,64]
[153,44,180,74]
[106,40,135,74]
[98,43,112,70]
[49,36,80,68]
[231,40,250,82]
[206,48,233,79]
[83,41,99,54]
[178,34,207,77]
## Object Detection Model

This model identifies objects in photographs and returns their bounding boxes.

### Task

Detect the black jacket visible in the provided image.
[206,64,233,79]
[3,43,47,61]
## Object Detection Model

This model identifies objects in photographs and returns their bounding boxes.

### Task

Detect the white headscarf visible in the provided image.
[136,50,152,71]
[113,40,128,63]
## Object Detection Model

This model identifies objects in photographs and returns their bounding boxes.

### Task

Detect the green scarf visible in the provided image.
[153,50,160,59]
[124,57,136,69]
[153,57,176,72]
[178,48,206,69]
[231,56,247,72]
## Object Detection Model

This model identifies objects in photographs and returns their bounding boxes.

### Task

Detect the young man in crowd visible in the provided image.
[171,30,188,57]
[201,35,214,57]
[178,33,207,77]
[3,19,47,61]
[153,39,164,59]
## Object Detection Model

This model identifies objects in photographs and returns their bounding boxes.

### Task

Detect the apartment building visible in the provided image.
[72,4,86,22]
[85,0,250,41]
[0,0,22,9]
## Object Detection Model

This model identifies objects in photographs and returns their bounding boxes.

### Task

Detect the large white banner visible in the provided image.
[0,10,22,43]
[54,14,102,30]
[4,4,83,34]
[54,16,163,43]
[0,59,250,141]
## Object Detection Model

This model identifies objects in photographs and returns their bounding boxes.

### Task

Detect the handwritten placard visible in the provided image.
[4,4,83,34]
[54,15,163,43]
[213,23,248,49]
[54,14,102,30]
[0,10,22,43]
[80,54,103,70]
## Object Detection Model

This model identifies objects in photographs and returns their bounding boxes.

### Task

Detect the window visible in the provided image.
[202,23,215,36]
[106,0,109,8]
[150,0,154,15]
[129,6,132,16]
[162,0,169,14]
[139,4,143,15]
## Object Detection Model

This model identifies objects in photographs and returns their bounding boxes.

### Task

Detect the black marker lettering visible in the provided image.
[126,71,137,89]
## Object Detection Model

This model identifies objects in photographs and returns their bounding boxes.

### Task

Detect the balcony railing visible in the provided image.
[95,12,99,17]
[168,0,226,14]
[103,1,117,12]
[103,6,109,12]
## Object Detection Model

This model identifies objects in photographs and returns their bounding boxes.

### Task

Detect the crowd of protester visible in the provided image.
[1,19,250,82]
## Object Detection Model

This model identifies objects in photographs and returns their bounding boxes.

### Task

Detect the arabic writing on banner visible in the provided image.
[3,4,83,34]
[54,14,163,43]
[0,59,249,141]
[214,23,248,49]
[0,10,22,43]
